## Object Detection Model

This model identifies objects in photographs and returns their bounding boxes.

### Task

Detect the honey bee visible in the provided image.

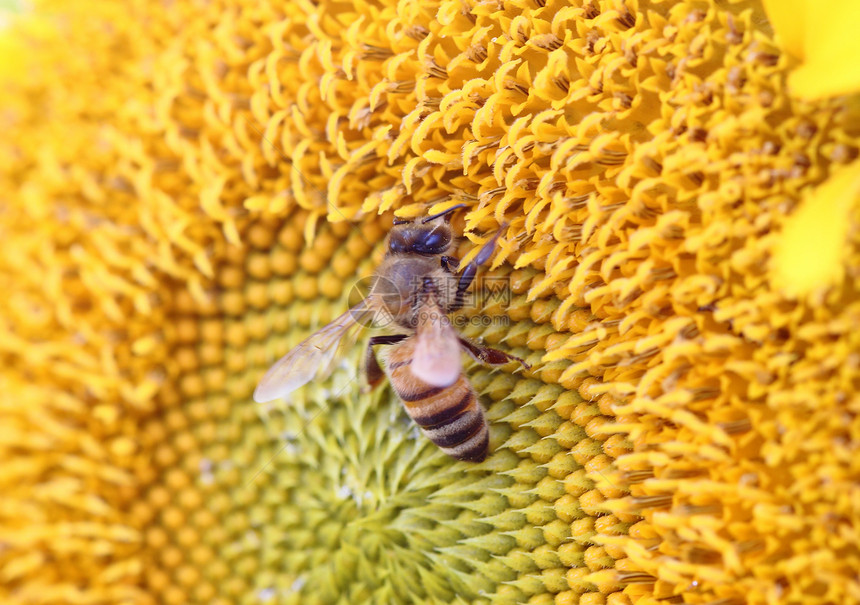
[253,205,529,461]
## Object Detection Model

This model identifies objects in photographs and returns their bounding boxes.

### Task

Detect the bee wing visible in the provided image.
[412,299,462,387]
[253,304,371,403]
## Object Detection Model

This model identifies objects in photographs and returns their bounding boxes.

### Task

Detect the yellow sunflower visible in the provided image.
[1,0,858,604]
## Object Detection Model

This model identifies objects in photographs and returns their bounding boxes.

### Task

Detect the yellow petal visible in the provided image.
[764,0,860,98]
[761,0,807,59]
[772,159,860,295]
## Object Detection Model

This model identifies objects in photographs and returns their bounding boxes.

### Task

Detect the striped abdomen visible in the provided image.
[386,338,488,462]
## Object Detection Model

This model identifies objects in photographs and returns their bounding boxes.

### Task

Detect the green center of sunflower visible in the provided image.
[140,216,595,605]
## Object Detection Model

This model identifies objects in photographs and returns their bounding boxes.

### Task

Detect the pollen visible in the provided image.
[1,0,859,604]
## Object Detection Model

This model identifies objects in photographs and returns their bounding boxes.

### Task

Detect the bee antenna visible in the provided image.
[464,222,507,237]
[422,203,467,223]
[393,216,412,225]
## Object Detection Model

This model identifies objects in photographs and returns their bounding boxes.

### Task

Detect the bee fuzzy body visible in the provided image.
[385,338,488,462]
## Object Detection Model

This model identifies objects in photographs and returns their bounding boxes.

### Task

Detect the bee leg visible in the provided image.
[449,224,507,312]
[364,347,385,391]
[458,336,531,370]
[441,255,460,273]
[364,335,408,391]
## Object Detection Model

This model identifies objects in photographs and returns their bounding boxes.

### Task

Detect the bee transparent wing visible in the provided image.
[253,305,370,403]
[412,299,462,387]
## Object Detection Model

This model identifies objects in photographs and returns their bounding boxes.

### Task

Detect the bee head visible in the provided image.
[388,205,464,255]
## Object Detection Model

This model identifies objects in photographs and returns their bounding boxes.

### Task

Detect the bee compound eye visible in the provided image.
[420,231,448,252]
